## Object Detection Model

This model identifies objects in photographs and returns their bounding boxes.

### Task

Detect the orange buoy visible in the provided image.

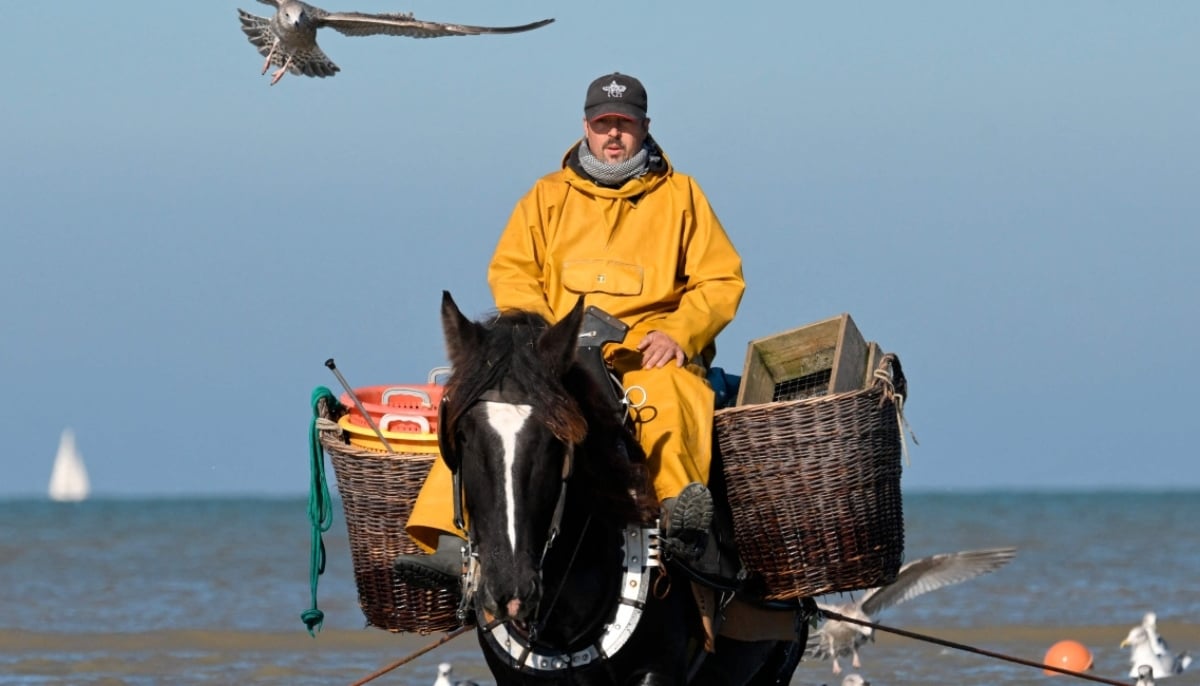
[1043,639,1093,676]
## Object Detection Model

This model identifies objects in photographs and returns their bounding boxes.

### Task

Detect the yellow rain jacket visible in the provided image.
[406,140,744,551]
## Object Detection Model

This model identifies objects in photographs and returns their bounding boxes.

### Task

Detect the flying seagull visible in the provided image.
[806,547,1017,674]
[237,1,554,85]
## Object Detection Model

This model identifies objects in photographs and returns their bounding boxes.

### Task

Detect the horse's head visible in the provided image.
[437,292,655,629]
[437,291,594,625]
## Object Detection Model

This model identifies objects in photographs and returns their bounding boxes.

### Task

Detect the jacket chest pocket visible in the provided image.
[561,259,644,296]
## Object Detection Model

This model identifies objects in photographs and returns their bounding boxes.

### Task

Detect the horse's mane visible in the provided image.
[445,309,658,525]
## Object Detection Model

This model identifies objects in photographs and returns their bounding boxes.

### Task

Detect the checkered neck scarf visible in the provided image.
[577,140,650,186]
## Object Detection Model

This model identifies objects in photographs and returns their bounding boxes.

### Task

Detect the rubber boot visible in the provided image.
[393,534,463,591]
[660,482,714,565]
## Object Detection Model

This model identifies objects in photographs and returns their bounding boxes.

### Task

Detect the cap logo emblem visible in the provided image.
[602,80,627,99]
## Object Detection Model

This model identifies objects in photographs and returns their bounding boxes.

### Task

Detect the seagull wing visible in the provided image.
[803,612,834,660]
[859,547,1017,617]
[238,9,275,56]
[317,13,554,39]
[1169,650,1192,675]
[805,599,867,660]
[254,0,283,7]
[284,43,340,78]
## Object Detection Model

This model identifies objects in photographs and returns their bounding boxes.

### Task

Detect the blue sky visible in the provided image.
[1,2,1196,496]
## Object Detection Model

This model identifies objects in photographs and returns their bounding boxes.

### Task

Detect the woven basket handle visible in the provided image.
[875,352,917,462]
[871,352,908,403]
[315,395,345,432]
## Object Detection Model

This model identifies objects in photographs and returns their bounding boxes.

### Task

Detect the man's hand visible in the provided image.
[637,331,685,369]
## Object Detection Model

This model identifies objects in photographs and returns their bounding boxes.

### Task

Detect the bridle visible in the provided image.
[440,388,574,567]
[438,387,660,675]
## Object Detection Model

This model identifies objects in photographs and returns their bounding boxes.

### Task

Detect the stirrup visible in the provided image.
[393,555,460,591]
[393,535,463,592]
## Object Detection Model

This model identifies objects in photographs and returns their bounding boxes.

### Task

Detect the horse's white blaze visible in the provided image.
[484,401,532,553]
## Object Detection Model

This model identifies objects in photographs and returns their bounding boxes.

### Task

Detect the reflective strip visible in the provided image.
[481,524,660,673]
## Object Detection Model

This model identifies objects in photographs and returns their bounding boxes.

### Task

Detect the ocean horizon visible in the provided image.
[2,491,1197,685]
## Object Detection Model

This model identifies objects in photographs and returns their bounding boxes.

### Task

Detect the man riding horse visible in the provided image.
[395,71,743,588]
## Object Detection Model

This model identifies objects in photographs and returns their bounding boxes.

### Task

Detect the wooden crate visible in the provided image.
[735,313,870,405]
[863,341,884,387]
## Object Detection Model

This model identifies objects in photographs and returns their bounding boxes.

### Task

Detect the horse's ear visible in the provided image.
[539,297,584,374]
[441,290,482,366]
[436,395,460,473]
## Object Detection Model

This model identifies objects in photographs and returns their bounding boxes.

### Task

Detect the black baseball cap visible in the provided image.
[583,72,648,121]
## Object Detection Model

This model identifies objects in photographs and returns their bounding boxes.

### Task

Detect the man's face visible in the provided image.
[583,115,650,164]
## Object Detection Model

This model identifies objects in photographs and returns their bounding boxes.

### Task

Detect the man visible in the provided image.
[396,72,745,587]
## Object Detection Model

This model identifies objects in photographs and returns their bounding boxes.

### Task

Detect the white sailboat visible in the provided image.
[48,428,90,502]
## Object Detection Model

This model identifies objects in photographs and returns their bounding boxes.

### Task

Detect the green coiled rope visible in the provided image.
[302,386,340,636]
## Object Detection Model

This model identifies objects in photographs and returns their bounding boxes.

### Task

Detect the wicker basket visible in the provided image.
[714,353,907,601]
[317,404,460,633]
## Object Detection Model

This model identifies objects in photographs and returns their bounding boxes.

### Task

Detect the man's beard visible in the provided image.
[604,137,626,159]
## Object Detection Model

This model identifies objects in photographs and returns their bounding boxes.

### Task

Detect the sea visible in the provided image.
[1,492,1197,686]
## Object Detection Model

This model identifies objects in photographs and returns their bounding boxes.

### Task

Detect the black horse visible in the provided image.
[436,291,804,685]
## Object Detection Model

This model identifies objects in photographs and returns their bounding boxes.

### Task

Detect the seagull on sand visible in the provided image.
[237,1,554,85]
[1121,626,1192,679]
[806,547,1017,674]
[820,675,871,686]
[1141,612,1170,657]
[433,662,479,686]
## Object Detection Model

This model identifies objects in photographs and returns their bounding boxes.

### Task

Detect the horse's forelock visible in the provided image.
[443,309,582,438]
[540,394,586,445]
[442,307,652,522]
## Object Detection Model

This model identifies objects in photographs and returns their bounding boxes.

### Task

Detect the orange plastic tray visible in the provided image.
[339,369,449,429]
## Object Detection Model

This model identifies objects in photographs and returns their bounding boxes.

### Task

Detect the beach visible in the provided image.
[2,493,1196,685]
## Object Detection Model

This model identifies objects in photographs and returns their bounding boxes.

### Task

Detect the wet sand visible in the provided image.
[4,624,1198,685]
